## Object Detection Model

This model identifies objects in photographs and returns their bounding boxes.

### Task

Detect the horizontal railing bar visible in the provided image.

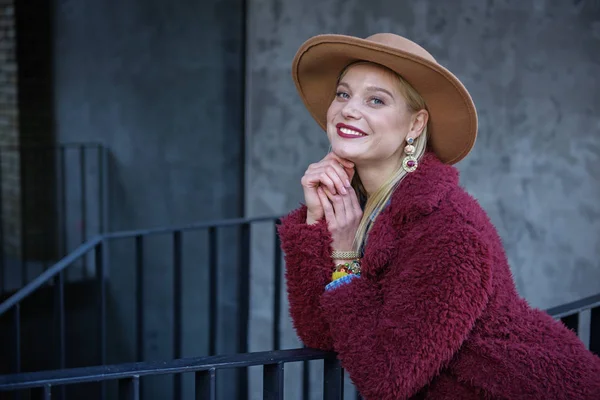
[0,238,103,316]
[105,215,281,239]
[546,293,600,319]
[0,142,103,150]
[0,348,332,391]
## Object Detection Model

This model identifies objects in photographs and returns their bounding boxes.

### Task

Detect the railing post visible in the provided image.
[31,384,52,400]
[591,306,599,356]
[135,235,145,362]
[53,270,66,400]
[302,359,310,400]
[173,230,183,400]
[263,363,284,400]
[119,376,140,400]
[134,235,145,400]
[100,146,109,237]
[96,240,107,400]
[323,355,344,400]
[79,145,88,278]
[59,146,67,258]
[208,226,218,356]
[12,303,21,374]
[237,223,250,400]
[273,222,282,351]
[196,368,217,400]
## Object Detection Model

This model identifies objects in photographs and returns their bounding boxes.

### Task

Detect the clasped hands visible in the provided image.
[301,153,363,253]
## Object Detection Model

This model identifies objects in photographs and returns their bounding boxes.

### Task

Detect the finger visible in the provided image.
[303,171,336,194]
[309,158,353,188]
[318,187,336,222]
[328,161,353,188]
[324,166,348,195]
[318,173,338,194]
[324,188,346,224]
[348,186,364,217]
[340,189,356,220]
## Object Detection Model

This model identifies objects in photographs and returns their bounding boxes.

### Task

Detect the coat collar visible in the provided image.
[387,151,459,225]
[361,151,460,277]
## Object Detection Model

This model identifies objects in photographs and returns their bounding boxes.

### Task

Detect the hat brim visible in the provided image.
[292,34,478,164]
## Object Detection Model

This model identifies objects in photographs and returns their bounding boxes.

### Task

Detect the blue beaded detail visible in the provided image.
[325,273,360,291]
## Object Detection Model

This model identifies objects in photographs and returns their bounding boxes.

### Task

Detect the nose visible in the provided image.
[341,100,361,120]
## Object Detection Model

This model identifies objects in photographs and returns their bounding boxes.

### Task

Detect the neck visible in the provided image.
[356,156,403,196]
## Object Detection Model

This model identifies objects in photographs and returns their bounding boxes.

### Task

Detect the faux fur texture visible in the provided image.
[277,152,600,400]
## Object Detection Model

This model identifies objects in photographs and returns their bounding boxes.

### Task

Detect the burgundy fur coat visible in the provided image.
[277,152,600,400]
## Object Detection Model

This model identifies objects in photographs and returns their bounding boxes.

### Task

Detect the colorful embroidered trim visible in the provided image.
[331,259,361,281]
[325,273,359,291]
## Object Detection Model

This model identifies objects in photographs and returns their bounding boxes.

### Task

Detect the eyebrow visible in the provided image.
[338,82,395,99]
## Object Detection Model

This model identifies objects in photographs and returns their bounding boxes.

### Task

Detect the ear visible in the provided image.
[409,109,429,139]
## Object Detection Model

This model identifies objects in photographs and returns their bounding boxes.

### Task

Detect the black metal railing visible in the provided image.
[0,215,294,400]
[0,209,598,399]
[0,143,107,296]
[0,348,344,400]
[547,294,600,350]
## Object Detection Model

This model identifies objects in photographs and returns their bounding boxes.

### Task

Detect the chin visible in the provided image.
[331,143,364,162]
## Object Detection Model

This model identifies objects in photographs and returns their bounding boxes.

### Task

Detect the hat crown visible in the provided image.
[365,33,437,64]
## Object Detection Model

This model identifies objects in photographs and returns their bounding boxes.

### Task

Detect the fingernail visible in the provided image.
[341,187,347,194]
[345,180,351,187]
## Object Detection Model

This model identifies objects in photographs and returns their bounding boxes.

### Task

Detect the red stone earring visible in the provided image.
[402,137,418,172]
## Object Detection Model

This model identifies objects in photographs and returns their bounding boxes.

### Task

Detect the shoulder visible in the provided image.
[399,183,496,265]
[438,184,493,230]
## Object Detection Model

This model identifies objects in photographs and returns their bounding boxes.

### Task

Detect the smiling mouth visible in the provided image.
[336,123,367,138]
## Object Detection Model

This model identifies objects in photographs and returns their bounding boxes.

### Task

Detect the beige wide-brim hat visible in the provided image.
[291,33,478,164]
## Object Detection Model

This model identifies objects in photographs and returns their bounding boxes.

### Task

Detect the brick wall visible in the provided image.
[0,0,57,263]
[0,0,22,258]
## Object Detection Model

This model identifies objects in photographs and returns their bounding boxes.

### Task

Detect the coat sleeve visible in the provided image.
[319,223,493,400]
[277,205,334,350]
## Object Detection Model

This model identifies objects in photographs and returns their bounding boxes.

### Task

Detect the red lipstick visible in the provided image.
[336,123,367,139]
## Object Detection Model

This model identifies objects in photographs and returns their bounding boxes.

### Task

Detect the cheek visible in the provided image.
[326,102,338,122]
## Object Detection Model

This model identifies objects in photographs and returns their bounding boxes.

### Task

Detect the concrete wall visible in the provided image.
[246,0,600,397]
[53,1,245,398]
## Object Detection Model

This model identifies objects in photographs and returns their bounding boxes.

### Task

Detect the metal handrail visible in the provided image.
[0,237,102,316]
[105,215,281,239]
[0,348,333,391]
[0,212,597,400]
[0,142,104,149]
[545,293,600,319]
[0,215,282,317]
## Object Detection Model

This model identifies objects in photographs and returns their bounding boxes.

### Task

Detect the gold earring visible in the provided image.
[402,137,418,173]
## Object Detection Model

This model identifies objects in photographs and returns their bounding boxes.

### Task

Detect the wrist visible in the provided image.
[306,211,320,225]
[332,258,355,263]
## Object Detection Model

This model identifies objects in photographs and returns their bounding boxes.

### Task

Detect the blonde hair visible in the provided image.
[337,62,429,251]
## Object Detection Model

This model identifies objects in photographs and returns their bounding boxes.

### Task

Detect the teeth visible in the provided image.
[340,127,364,136]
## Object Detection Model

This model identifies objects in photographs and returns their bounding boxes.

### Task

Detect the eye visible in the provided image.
[369,97,385,106]
[336,91,350,99]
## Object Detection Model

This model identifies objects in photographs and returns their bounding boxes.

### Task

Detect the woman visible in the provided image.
[277,33,600,399]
